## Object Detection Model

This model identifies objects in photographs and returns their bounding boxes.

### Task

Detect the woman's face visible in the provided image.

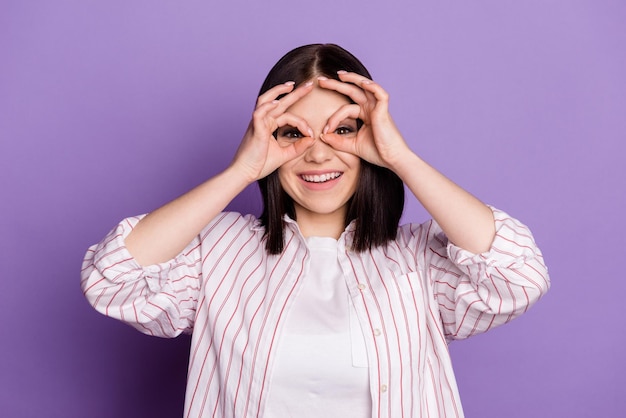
[276,83,361,230]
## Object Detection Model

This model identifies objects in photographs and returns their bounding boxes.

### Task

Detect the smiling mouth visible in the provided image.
[300,172,343,183]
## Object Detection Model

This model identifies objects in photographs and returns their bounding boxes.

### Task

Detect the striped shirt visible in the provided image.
[81,207,549,418]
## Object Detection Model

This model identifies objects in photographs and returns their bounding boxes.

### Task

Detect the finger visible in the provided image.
[323,103,361,134]
[253,98,281,116]
[316,76,368,105]
[357,78,390,111]
[336,71,373,87]
[339,73,392,119]
[269,81,314,116]
[256,81,296,107]
[337,71,389,103]
[249,100,281,135]
[275,112,314,140]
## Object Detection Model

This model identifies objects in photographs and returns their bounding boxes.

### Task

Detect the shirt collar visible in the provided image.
[250,214,356,246]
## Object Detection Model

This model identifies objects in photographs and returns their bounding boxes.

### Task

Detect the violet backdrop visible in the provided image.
[1,1,624,417]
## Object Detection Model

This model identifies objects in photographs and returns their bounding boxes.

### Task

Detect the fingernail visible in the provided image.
[308,128,314,137]
[337,70,347,74]
[285,81,295,86]
[304,81,314,87]
[361,79,372,85]
[317,76,328,81]
[272,99,279,104]
[323,125,329,134]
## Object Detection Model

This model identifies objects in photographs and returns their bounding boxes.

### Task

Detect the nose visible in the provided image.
[303,134,333,163]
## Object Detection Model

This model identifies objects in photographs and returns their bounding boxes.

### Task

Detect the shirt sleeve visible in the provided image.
[80,216,204,338]
[424,207,550,340]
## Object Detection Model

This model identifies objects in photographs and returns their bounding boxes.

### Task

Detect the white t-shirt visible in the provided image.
[264,236,371,417]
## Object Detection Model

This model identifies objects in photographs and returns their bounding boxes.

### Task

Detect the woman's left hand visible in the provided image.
[320,72,496,254]
[317,72,412,171]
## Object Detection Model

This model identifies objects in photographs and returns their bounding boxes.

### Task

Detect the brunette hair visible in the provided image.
[257,44,405,254]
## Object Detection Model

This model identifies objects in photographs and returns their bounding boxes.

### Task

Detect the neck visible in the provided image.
[294,207,346,239]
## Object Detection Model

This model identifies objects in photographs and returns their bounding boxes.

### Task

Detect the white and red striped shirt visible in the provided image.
[81,207,549,418]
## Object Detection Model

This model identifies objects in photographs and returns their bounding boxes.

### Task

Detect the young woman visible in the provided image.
[81,44,550,418]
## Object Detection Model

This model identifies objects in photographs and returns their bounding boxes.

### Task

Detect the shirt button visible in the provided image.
[373,329,382,336]
[357,283,367,290]
[381,384,388,393]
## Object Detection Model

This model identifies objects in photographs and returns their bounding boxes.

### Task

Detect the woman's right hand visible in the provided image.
[231,81,316,183]
[125,81,315,265]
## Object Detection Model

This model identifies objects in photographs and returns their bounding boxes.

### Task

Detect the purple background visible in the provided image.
[1,1,624,416]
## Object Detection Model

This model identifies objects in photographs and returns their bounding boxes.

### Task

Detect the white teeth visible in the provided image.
[301,172,342,183]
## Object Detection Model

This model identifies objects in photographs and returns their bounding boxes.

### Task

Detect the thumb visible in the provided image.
[280,136,315,162]
[292,136,316,156]
[320,133,357,155]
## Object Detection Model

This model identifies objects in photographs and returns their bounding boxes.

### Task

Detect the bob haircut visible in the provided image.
[257,43,405,254]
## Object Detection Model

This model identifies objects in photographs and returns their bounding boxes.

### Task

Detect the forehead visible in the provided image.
[286,86,351,122]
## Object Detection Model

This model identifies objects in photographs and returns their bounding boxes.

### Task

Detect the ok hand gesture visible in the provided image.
[317,72,412,172]
[232,81,316,183]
